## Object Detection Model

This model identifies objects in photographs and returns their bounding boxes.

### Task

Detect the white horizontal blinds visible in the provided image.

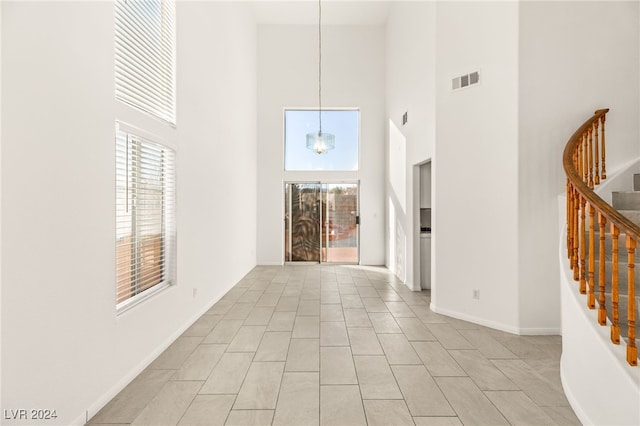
[116,128,176,307]
[115,0,176,125]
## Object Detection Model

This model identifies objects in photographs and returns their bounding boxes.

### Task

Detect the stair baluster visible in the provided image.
[594,120,600,185]
[598,213,607,325]
[626,237,638,366]
[600,114,606,180]
[588,204,596,308]
[611,224,620,344]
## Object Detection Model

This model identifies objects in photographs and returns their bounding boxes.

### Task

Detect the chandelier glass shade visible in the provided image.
[306,130,335,155]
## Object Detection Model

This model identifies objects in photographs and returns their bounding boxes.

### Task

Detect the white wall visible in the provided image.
[518,0,640,332]
[1,2,257,424]
[432,1,520,332]
[256,24,385,265]
[384,1,436,290]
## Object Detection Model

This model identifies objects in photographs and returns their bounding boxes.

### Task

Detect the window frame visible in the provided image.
[115,123,177,313]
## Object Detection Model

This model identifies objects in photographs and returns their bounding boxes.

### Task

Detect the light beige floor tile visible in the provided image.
[238,290,263,304]
[255,331,291,362]
[148,336,203,370]
[354,355,402,399]
[368,313,402,333]
[273,372,319,426]
[286,338,320,372]
[542,406,581,425]
[227,326,266,352]
[267,311,296,332]
[362,297,389,313]
[177,394,235,426]
[89,369,175,424]
[425,323,474,349]
[491,359,569,407]
[320,292,341,304]
[320,346,358,384]
[339,284,359,295]
[395,317,436,341]
[200,352,253,394]
[207,302,234,316]
[131,380,202,425]
[485,390,556,425]
[298,299,321,316]
[344,309,372,327]
[391,365,455,417]
[348,327,383,355]
[377,334,422,365]
[362,400,414,426]
[256,293,281,308]
[172,344,226,381]
[183,315,223,337]
[385,301,416,318]
[234,362,285,410]
[356,287,379,298]
[320,304,344,322]
[377,290,403,302]
[320,385,366,426]
[293,316,320,338]
[225,410,274,426]
[412,341,466,377]
[341,294,364,308]
[320,321,349,346]
[412,417,463,426]
[276,296,300,312]
[435,377,509,426]
[203,320,244,344]
[223,303,255,320]
[244,307,275,326]
[458,329,518,359]
[450,350,518,390]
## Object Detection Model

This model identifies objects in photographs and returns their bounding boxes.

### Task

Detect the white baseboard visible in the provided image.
[84,280,237,423]
[430,303,560,335]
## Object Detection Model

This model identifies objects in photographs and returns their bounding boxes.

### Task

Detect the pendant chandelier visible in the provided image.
[306,0,335,155]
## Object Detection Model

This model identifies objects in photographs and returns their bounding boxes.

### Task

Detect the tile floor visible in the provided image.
[89,265,581,426]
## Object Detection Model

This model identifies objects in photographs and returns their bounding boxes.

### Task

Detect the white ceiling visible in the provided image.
[250,1,394,26]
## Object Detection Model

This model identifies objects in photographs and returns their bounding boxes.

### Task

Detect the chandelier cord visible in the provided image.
[318,0,322,134]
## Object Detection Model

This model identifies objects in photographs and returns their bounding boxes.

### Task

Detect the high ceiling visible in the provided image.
[250,1,394,25]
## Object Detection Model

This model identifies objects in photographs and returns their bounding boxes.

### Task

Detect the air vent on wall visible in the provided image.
[452,71,480,91]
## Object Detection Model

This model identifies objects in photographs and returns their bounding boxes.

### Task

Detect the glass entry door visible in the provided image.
[285,182,359,264]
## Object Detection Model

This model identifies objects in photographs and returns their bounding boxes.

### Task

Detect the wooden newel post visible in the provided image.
[626,236,638,366]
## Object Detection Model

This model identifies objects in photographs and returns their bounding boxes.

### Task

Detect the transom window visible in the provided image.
[284,109,359,171]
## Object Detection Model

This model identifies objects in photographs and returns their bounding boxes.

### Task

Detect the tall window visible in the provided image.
[115,0,176,125]
[116,126,176,310]
[284,109,359,171]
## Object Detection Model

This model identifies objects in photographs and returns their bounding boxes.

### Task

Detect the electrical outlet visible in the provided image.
[472,289,480,300]
[192,288,198,298]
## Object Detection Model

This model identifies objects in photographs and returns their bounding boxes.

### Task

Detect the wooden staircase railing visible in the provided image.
[563,108,637,366]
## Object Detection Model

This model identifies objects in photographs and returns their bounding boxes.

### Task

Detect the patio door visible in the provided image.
[285,182,359,264]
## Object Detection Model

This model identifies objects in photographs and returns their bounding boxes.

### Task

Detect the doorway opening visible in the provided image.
[284,182,359,264]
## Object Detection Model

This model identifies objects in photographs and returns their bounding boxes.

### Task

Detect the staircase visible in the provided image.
[592,174,640,347]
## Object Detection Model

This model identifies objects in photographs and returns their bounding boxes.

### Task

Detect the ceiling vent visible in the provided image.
[452,71,480,91]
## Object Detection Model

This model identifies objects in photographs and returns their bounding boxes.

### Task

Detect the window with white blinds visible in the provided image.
[115,0,176,125]
[116,126,176,310]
